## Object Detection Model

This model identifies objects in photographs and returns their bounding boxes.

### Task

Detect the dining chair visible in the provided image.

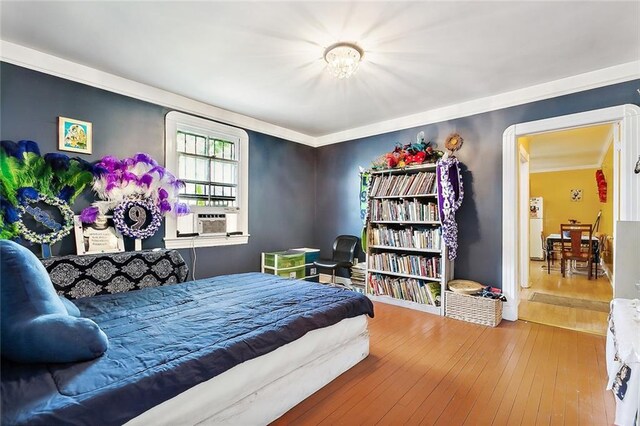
[559,223,595,280]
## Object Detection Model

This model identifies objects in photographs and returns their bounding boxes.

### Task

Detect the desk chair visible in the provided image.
[560,223,595,280]
[314,235,359,285]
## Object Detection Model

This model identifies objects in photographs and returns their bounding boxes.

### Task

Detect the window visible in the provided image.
[164,112,249,248]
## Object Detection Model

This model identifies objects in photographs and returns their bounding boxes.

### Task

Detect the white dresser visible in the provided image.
[607,298,640,425]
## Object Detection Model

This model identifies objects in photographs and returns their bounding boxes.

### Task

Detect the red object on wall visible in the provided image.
[595,169,607,203]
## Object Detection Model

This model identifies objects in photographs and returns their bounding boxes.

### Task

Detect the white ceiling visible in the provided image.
[525,124,613,173]
[1,2,639,140]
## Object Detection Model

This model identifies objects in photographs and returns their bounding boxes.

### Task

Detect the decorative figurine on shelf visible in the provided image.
[0,140,96,257]
[370,131,444,170]
[80,153,188,249]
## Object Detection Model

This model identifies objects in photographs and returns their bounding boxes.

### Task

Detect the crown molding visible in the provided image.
[2,40,638,149]
[315,61,640,147]
[0,40,316,147]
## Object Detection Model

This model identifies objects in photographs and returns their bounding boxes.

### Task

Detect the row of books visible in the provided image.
[368,274,441,306]
[370,199,439,222]
[369,226,442,250]
[350,262,366,292]
[368,252,441,278]
[369,172,436,197]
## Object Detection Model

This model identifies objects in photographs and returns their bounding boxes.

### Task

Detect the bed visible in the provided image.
[1,272,374,425]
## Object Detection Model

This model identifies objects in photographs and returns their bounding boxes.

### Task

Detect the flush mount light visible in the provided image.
[323,42,364,79]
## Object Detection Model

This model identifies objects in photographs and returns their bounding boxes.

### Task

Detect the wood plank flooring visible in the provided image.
[273,302,615,425]
[520,261,612,335]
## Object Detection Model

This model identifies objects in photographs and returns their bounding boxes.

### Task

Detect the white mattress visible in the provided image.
[127,314,369,425]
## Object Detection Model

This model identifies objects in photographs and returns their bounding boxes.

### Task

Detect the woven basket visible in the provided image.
[445,291,503,327]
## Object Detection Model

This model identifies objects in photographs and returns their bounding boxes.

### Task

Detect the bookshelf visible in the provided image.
[365,163,453,315]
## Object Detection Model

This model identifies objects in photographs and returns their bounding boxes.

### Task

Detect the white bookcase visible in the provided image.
[365,163,453,315]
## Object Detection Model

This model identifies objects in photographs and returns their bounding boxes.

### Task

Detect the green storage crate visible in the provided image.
[263,250,305,269]
[264,266,305,279]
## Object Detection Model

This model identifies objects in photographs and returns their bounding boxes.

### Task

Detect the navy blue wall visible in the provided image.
[0,62,316,277]
[3,61,639,287]
[314,80,640,288]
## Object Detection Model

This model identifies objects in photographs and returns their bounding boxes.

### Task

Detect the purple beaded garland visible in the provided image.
[112,199,162,239]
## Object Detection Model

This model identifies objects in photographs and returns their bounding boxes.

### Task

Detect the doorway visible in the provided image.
[501,104,640,323]
[517,124,614,335]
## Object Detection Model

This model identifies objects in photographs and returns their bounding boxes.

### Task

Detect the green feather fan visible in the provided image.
[0,140,97,240]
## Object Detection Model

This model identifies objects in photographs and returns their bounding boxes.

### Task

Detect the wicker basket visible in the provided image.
[445,290,503,327]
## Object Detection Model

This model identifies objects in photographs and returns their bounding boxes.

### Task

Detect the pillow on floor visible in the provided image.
[0,240,108,363]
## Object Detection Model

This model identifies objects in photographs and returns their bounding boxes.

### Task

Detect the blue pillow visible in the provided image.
[59,295,81,317]
[0,240,109,363]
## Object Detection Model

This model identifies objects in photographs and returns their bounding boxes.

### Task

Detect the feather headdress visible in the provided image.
[0,140,96,239]
[81,153,188,223]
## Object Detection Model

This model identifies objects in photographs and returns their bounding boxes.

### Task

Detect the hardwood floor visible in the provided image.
[274,302,615,425]
[519,261,612,336]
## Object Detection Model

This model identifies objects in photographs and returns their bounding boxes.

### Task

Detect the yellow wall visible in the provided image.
[530,168,607,236]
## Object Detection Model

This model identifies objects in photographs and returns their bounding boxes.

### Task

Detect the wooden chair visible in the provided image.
[559,223,595,280]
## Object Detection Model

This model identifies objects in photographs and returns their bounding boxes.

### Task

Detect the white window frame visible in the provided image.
[164,111,249,248]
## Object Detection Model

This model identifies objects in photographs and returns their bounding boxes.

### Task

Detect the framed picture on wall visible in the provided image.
[74,215,125,255]
[58,116,92,154]
[570,189,583,202]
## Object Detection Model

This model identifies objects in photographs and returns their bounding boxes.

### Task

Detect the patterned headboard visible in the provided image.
[41,249,190,299]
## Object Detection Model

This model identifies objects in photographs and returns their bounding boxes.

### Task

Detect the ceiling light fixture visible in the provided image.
[323,42,364,79]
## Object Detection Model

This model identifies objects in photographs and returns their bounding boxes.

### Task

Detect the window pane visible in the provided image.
[186,134,196,154]
[210,160,222,183]
[195,183,207,195]
[223,142,232,160]
[213,140,224,158]
[186,157,196,180]
[196,136,206,156]
[178,155,186,179]
[177,132,186,152]
[195,158,209,181]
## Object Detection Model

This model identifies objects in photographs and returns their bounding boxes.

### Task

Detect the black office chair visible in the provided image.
[314,235,359,285]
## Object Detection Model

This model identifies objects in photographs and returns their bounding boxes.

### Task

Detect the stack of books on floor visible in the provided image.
[350,262,366,294]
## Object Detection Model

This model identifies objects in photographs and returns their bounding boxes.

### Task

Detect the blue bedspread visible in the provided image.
[1,273,374,425]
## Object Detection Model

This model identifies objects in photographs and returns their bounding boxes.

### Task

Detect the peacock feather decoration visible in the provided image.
[0,140,96,242]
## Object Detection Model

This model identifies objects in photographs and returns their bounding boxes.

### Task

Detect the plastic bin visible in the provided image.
[264,266,305,280]
[263,251,305,269]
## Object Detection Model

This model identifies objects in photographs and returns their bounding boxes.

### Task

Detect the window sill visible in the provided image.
[164,234,249,249]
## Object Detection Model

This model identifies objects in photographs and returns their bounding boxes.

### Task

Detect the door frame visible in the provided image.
[518,145,530,289]
[501,104,640,321]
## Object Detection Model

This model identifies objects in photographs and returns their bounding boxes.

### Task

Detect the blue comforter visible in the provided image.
[1,273,374,425]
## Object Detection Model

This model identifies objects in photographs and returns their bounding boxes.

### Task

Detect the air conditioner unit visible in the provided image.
[198,214,226,235]
[176,206,239,237]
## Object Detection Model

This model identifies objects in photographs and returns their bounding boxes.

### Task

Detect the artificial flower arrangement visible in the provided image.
[595,169,607,203]
[0,140,96,244]
[371,139,444,170]
[80,153,188,239]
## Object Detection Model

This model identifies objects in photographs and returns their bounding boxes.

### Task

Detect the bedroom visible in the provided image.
[1,1,639,425]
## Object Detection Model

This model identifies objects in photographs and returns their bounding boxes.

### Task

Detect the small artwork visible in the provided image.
[570,189,583,202]
[74,215,124,255]
[58,116,92,154]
